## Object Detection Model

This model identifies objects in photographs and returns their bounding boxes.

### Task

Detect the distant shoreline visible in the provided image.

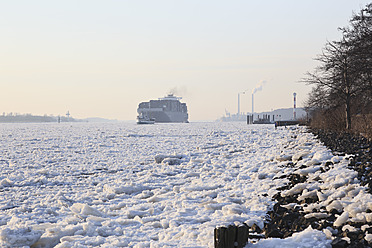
[0,115,75,123]
[0,115,119,123]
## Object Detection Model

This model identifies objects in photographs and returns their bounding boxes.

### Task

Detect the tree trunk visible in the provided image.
[345,95,352,130]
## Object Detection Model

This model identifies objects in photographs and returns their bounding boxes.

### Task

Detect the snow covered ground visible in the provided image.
[0,122,370,247]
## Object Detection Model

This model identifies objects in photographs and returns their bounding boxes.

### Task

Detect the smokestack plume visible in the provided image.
[251,80,266,114]
[252,80,267,95]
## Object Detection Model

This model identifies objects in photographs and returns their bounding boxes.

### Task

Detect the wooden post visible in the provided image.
[214,224,249,248]
[236,225,249,247]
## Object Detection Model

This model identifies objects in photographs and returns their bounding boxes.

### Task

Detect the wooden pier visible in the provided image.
[274,120,301,127]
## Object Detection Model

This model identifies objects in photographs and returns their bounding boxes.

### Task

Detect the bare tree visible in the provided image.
[304,39,356,129]
[304,3,372,130]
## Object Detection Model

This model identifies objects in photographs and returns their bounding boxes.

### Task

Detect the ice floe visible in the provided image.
[0,122,370,247]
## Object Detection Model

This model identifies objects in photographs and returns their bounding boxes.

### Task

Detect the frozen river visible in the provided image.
[0,122,338,247]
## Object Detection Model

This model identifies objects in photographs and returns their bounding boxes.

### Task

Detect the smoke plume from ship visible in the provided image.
[167,86,188,97]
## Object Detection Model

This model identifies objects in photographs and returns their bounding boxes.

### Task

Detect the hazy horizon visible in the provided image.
[1,1,370,121]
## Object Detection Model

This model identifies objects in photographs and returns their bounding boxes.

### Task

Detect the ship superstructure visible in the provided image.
[137,94,189,123]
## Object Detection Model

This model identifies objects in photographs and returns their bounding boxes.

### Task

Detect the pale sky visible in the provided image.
[1,1,370,121]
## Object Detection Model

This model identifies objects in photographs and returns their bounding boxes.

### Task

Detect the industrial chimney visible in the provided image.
[293,92,297,120]
[251,93,254,115]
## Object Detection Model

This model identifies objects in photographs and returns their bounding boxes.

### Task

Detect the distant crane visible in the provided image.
[225,109,230,117]
[66,111,70,122]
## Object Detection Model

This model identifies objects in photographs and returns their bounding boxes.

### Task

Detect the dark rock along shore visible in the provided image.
[252,128,372,247]
[311,129,372,195]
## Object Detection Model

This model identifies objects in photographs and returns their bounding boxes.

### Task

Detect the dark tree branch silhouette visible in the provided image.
[303,3,372,132]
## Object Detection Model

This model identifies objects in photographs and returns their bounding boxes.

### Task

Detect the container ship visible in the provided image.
[137,94,189,123]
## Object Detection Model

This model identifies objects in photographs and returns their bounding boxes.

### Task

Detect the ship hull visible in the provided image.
[138,110,188,123]
[137,120,155,124]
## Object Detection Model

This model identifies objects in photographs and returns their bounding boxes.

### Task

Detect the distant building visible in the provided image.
[218,108,306,122]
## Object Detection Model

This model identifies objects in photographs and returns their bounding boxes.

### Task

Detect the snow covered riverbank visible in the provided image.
[0,122,370,247]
